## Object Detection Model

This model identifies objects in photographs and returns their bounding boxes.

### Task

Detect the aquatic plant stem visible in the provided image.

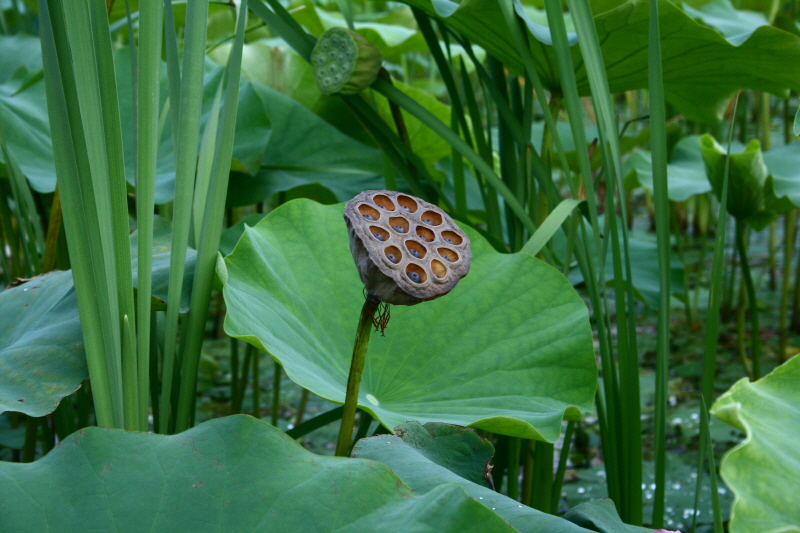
[736,219,761,379]
[335,295,379,456]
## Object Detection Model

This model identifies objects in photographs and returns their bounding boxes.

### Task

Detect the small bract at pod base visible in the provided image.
[344,190,471,306]
[336,190,471,458]
[311,27,382,95]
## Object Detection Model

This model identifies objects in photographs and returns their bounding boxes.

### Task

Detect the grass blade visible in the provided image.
[174,0,248,432]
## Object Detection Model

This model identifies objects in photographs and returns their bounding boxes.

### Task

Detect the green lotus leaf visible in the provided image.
[224,82,384,207]
[0,217,195,417]
[762,142,800,211]
[699,134,781,229]
[0,270,86,417]
[683,0,770,46]
[710,354,800,533]
[563,499,653,533]
[624,135,712,202]
[0,67,56,193]
[220,199,596,442]
[401,0,800,124]
[353,421,595,533]
[0,415,515,532]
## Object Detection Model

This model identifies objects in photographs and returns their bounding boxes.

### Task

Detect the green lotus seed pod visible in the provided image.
[311,27,382,96]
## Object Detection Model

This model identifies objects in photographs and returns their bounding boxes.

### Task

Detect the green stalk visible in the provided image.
[372,78,535,234]
[271,360,281,426]
[701,95,738,413]
[252,348,260,418]
[233,344,253,414]
[173,0,247,432]
[135,0,162,431]
[22,417,37,463]
[551,421,575,513]
[779,211,797,361]
[507,437,521,501]
[52,396,76,441]
[41,187,62,273]
[295,388,310,426]
[736,219,761,380]
[122,314,139,429]
[159,0,209,434]
[230,337,239,409]
[648,0,670,524]
[530,441,554,513]
[335,295,379,457]
[39,0,121,428]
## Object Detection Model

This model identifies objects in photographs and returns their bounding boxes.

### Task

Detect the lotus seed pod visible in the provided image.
[344,190,471,305]
[311,27,382,96]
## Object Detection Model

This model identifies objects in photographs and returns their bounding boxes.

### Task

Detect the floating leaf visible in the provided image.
[699,134,788,230]
[711,354,800,533]
[0,217,195,417]
[353,421,595,533]
[220,199,596,442]
[0,270,86,417]
[624,135,712,202]
[0,415,514,532]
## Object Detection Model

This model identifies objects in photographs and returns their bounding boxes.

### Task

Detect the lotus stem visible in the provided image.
[335,294,379,456]
[736,218,761,380]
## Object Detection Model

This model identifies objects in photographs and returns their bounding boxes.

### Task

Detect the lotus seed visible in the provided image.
[407,271,421,283]
[362,214,374,220]
[386,253,398,264]
[393,225,405,233]
[373,232,385,241]
[441,253,453,262]
[377,204,387,209]
[443,237,453,244]
[402,205,411,212]
[409,248,420,258]
[423,218,433,225]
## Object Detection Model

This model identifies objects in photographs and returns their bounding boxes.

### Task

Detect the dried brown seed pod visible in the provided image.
[344,190,471,305]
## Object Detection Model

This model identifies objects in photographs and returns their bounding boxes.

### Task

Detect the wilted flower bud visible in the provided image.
[311,27,382,95]
[344,190,471,305]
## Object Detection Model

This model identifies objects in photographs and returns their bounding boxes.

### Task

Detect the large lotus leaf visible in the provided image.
[0,217,195,417]
[353,421,594,533]
[401,0,800,124]
[220,199,596,442]
[710,354,800,533]
[0,270,86,417]
[624,135,712,202]
[699,134,789,230]
[0,415,515,532]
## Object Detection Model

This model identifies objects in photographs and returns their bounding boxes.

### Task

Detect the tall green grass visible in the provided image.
[37,0,247,433]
